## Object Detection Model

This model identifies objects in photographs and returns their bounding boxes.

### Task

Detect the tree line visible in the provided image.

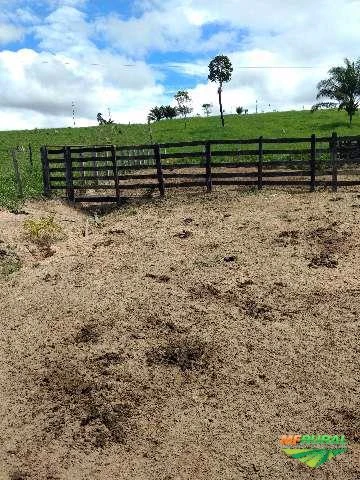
[148,90,193,124]
[96,55,360,128]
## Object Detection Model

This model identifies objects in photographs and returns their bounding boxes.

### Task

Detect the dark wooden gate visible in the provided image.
[41,144,159,204]
[40,134,360,203]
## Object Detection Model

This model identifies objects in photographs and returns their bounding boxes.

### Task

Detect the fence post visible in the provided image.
[64,146,75,202]
[154,144,165,196]
[28,143,33,169]
[310,133,316,192]
[40,146,51,197]
[111,145,121,205]
[205,141,212,192]
[91,149,98,186]
[79,150,86,194]
[257,136,263,190]
[330,131,338,192]
[11,149,23,197]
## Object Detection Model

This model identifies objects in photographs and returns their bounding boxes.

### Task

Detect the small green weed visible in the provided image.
[237,186,260,196]
[0,247,21,276]
[23,215,64,247]
[122,206,137,216]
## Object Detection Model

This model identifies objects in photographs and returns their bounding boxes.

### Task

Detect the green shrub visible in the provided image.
[23,215,64,247]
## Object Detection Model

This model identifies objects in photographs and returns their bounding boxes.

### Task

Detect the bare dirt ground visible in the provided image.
[0,187,359,480]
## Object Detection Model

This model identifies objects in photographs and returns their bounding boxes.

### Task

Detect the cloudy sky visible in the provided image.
[0,0,359,130]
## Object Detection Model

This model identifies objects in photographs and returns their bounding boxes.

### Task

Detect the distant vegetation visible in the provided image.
[174,90,193,127]
[236,106,248,115]
[312,57,360,125]
[148,90,192,125]
[147,55,360,128]
[148,52,233,128]
[97,112,114,125]
[202,103,213,117]
[148,105,177,122]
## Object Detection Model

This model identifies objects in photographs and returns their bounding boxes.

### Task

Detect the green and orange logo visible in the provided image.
[280,434,348,468]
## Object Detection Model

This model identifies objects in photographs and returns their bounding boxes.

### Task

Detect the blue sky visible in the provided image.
[0,0,359,129]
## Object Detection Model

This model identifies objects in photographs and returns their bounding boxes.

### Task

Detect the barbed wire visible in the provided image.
[35,59,325,69]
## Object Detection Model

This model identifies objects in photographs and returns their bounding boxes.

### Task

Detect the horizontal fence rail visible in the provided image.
[41,133,360,203]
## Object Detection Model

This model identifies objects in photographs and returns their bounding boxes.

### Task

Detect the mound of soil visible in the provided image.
[0,190,359,479]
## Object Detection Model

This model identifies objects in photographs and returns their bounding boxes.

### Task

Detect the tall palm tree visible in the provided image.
[312,58,360,125]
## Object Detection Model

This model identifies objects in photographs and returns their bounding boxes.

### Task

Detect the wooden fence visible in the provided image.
[41,133,360,203]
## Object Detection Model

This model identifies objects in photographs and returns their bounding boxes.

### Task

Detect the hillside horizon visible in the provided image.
[1,109,359,141]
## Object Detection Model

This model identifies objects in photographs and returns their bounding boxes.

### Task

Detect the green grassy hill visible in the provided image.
[1,109,360,208]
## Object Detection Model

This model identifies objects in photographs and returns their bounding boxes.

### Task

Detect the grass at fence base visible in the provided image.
[0,158,43,209]
[0,109,359,207]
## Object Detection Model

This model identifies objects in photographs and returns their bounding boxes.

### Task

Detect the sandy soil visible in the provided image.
[0,187,359,480]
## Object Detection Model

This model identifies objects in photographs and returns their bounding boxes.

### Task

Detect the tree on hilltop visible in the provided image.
[97,112,106,125]
[208,55,233,127]
[162,105,178,120]
[148,105,178,122]
[97,112,114,125]
[202,103,213,116]
[174,90,193,127]
[148,106,163,122]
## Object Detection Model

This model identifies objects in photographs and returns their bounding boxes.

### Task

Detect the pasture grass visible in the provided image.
[0,109,360,208]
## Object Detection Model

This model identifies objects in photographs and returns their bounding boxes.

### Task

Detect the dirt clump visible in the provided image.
[145,273,171,282]
[308,252,339,268]
[326,408,360,443]
[174,230,192,239]
[75,324,100,344]
[275,229,300,246]
[306,224,351,253]
[35,354,143,451]
[146,337,210,372]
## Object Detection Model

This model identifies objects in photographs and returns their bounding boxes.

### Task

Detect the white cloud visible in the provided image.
[0,47,165,129]
[34,5,92,53]
[91,0,360,118]
[94,3,238,57]
[41,0,88,6]
[0,4,166,129]
[1,0,360,129]
[148,0,360,116]
[0,4,35,45]
[170,47,333,116]
[0,23,24,44]
[95,11,200,57]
